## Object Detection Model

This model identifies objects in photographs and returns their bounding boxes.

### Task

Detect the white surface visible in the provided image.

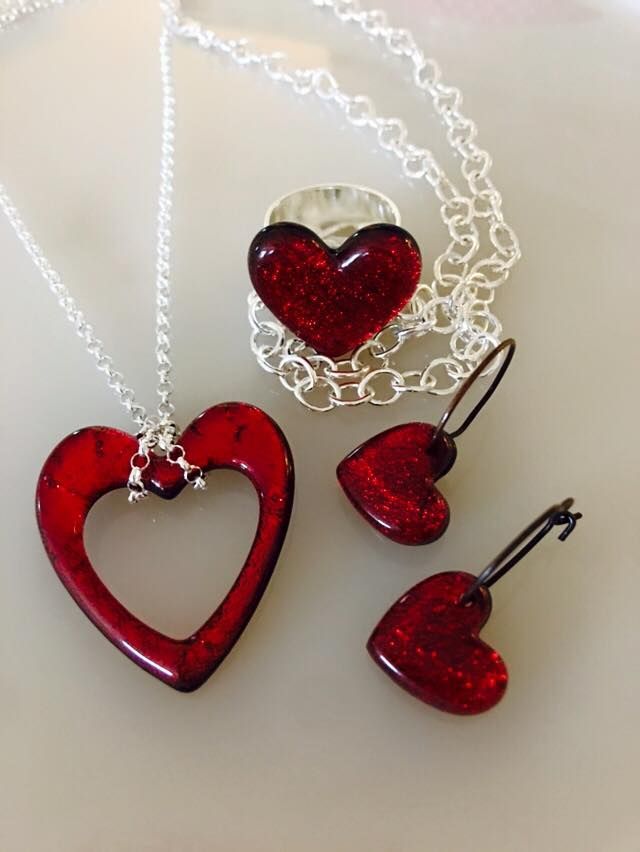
[0,2,639,851]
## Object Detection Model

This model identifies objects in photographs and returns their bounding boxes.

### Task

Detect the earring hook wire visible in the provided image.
[433,338,516,444]
[460,498,582,605]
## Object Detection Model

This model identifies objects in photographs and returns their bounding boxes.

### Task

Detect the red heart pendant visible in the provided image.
[248,222,422,358]
[36,403,294,692]
[368,571,508,715]
[337,423,457,545]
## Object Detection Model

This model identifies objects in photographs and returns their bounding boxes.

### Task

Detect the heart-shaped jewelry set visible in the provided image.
[2,0,581,715]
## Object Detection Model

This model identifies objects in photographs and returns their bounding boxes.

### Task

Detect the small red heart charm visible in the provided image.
[337,422,457,545]
[248,222,422,358]
[368,571,508,715]
[36,403,294,692]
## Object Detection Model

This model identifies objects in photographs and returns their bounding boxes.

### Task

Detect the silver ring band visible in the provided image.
[264,183,401,248]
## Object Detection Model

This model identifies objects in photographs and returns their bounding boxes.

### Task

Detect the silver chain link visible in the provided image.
[0,0,207,498]
[170,0,519,410]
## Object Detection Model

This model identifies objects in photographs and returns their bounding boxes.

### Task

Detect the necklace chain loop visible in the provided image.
[126,418,206,503]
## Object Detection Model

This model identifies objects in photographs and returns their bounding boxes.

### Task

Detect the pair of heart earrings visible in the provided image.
[333,339,581,715]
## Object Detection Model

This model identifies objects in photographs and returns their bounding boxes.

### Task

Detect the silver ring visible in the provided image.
[263,183,401,248]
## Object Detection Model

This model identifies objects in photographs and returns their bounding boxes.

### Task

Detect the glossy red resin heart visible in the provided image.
[337,422,456,545]
[248,222,422,358]
[36,403,294,692]
[368,571,508,715]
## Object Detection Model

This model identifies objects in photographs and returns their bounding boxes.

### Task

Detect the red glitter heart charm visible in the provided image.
[36,403,294,692]
[248,222,422,358]
[368,571,508,715]
[337,423,457,545]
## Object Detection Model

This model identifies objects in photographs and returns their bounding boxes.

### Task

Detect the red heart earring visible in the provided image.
[337,338,516,545]
[368,498,582,714]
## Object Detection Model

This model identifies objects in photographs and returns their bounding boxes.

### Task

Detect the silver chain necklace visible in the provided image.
[0,3,208,500]
[168,0,521,410]
[1,0,521,417]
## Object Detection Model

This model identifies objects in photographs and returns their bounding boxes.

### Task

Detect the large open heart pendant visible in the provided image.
[36,403,294,692]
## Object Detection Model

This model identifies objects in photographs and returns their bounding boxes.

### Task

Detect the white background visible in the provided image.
[1,1,638,850]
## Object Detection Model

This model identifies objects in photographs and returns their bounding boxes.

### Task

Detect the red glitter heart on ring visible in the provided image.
[36,403,294,692]
[248,222,422,358]
[368,571,508,715]
[337,422,457,545]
